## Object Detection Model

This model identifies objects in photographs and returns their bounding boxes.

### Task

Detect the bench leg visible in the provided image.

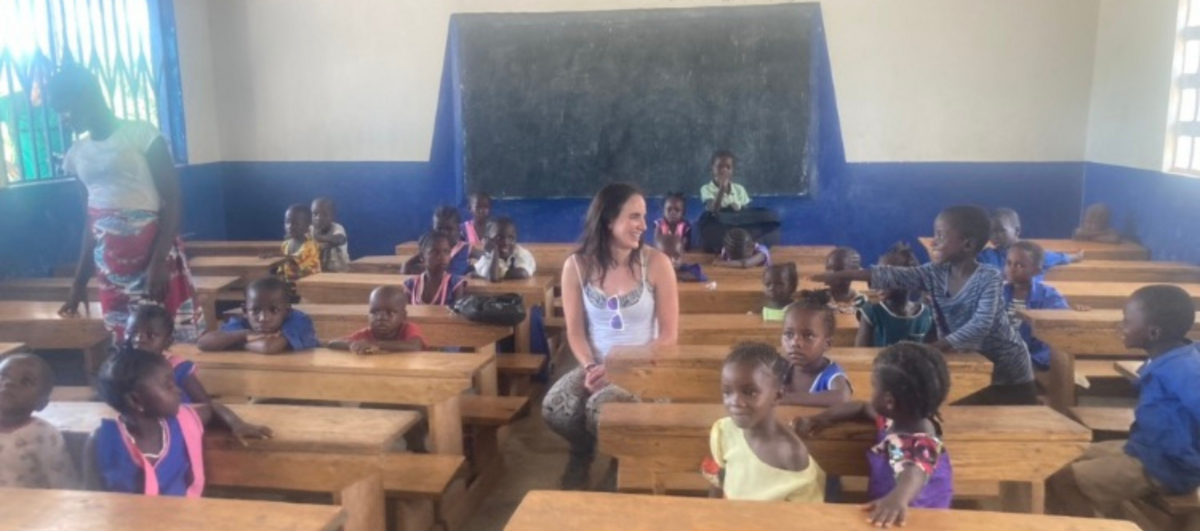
[334,473,387,531]
[393,499,436,531]
[477,357,498,397]
[1047,348,1076,413]
[999,480,1045,514]
[83,337,112,384]
[425,397,464,455]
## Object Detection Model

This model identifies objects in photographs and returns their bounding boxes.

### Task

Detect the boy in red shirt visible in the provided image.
[328,286,426,354]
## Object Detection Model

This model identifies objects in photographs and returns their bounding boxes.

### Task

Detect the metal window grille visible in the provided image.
[1167,0,1200,176]
[0,0,185,186]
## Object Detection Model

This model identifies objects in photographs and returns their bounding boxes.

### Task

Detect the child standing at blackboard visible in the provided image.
[697,150,781,252]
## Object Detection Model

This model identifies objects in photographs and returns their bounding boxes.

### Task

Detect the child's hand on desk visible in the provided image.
[232,422,273,442]
[1069,250,1085,263]
[350,341,380,355]
[864,492,909,528]
[931,339,955,352]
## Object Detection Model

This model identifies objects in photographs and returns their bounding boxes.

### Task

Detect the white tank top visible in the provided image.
[573,252,659,361]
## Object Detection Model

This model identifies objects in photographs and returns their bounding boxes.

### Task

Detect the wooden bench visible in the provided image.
[1069,407,1133,441]
[0,487,348,531]
[42,402,428,531]
[675,278,871,314]
[1046,261,1200,283]
[172,344,493,455]
[396,242,574,282]
[1021,309,1200,411]
[48,386,96,402]
[297,273,554,353]
[0,301,109,377]
[605,344,993,404]
[188,256,286,288]
[675,312,860,346]
[1115,360,1142,382]
[184,240,281,258]
[0,342,25,356]
[1123,489,1200,531]
[504,490,1139,531]
[495,353,547,396]
[599,403,1091,513]
[920,237,1150,262]
[351,255,409,274]
[285,303,513,355]
[0,276,240,332]
[459,395,531,478]
[1046,281,1200,310]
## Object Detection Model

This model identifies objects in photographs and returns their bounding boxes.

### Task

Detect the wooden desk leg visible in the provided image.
[999,480,1046,514]
[198,291,219,332]
[334,473,386,531]
[83,336,112,384]
[477,354,498,397]
[425,396,464,455]
[1047,347,1076,414]
[514,302,533,353]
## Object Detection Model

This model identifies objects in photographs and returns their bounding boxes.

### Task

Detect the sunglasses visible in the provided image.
[607,295,624,331]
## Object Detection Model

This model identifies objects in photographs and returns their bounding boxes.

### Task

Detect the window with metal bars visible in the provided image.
[1167,0,1200,176]
[0,0,184,186]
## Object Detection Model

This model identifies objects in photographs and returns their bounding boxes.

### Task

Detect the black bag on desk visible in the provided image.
[452,293,527,327]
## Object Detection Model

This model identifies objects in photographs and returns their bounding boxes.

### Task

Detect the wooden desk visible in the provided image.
[1114,360,1142,382]
[292,304,512,353]
[297,272,554,353]
[350,255,408,274]
[41,402,419,455]
[0,301,108,376]
[0,487,346,531]
[183,240,281,258]
[605,345,992,404]
[0,342,25,356]
[0,276,240,332]
[173,344,492,455]
[1046,260,1200,283]
[187,256,285,288]
[676,278,871,314]
[599,403,1090,513]
[920,238,1149,262]
[504,491,1136,531]
[1047,281,1200,310]
[675,312,859,346]
[395,242,575,281]
[1021,309,1200,411]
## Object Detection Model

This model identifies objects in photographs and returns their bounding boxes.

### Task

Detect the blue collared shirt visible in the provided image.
[978,246,1073,274]
[1003,281,1069,370]
[220,309,320,351]
[1126,342,1200,494]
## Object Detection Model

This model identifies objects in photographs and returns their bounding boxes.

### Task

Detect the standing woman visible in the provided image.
[543,183,680,489]
[49,66,199,343]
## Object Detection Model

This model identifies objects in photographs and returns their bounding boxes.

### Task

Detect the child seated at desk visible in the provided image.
[856,243,933,347]
[980,208,1080,272]
[197,277,320,354]
[780,290,852,406]
[310,197,349,273]
[126,305,271,437]
[814,205,1036,405]
[1002,241,1082,372]
[276,203,322,283]
[762,263,798,321]
[1048,285,1200,517]
[702,342,825,502]
[653,191,692,251]
[85,347,270,497]
[697,150,781,252]
[462,192,492,250]
[715,228,770,269]
[405,207,473,276]
[404,232,468,307]
[327,286,426,354]
[474,217,536,282]
[0,354,77,489]
[1073,203,1121,243]
[823,247,867,313]
[655,232,707,283]
[793,342,954,526]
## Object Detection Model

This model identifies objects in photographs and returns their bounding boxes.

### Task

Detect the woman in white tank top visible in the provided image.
[542,183,680,490]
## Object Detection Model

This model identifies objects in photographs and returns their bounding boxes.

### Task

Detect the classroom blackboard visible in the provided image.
[455,4,819,199]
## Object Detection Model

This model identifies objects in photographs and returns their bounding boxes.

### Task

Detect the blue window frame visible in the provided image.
[0,0,186,186]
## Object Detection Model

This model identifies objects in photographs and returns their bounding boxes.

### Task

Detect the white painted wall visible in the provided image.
[175,0,1102,163]
[174,0,220,164]
[1084,0,1177,171]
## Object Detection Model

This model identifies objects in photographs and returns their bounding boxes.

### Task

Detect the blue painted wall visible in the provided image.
[1082,163,1200,265]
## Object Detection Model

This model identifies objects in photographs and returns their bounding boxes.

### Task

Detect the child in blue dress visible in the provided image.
[197,277,321,354]
[404,232,468,307]
[856,243,934,347]
[794,342,954,527]
[1002,241,1083,371]
[84,347,269,496]
[779,290,852,406]
[407,206,472,276]
[126,305,271,438]
[980,208,1081,272]
[715,228,770,269]
[653,191,693,251]
[815,205,1036,405]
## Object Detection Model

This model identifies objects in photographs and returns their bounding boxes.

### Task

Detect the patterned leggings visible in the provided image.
[541,367,638,456]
